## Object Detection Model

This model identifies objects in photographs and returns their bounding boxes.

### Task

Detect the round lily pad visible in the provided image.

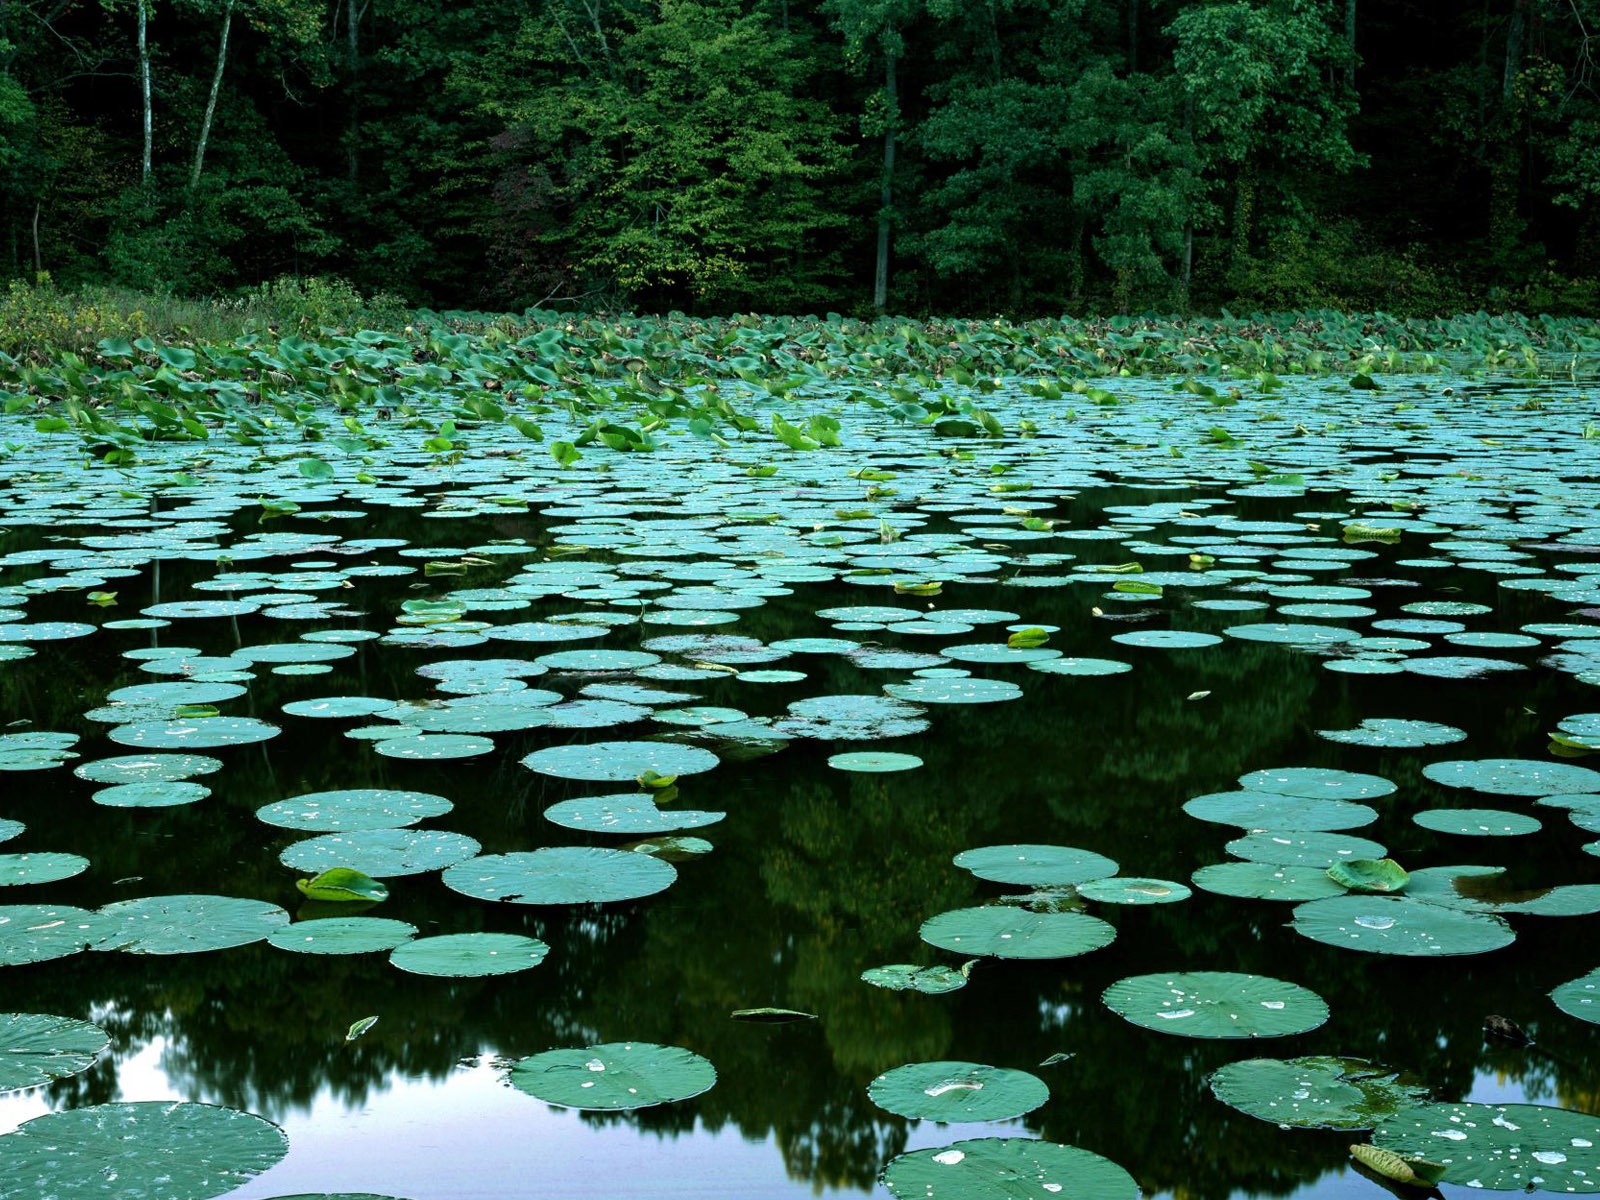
[1317,718,1468,748]
[827,751,923,772]
[0,853,88,886]
[1225,831,1388,867]
[881,678,1022,704]
[868,1061,1049,1122]
[953,845,1119,886]
[281,697,396,720]
[0,905,110,966]
[880,1138,1138,1200]
[0,820,19,845]
[1551,969,1600,1025]
[0,1100,288,1199]
[521,740,719,781]
[860,963,971,994]
[279,829,482,878]
[1028,657,1132,677]
[508,1042,715,1111]
[389,932,549,977]
[1290,895,1516,956]
[92,780,210,808]
[1075,876,1192,905]
[1191,862,1347,902]
[919,907,1115,960]
[443,847,677,904]
[1371,1101,1600,1192]
[1184,790,1377,831]
[1413,808,1542,836]
[74,753,223,784]
[1423,758,1600,797]
[265,917,417,955]
[542,795,724,834]
[97,894,290,955]
[1238,767,1397,801]
[371,733,496,760]
[107,717,281,750]
[1208,1056,1429,1130]
[1102,971,1329,1038]
[0,1012,110,1093]
[255,789,454,832]
[1110,630,1223,649]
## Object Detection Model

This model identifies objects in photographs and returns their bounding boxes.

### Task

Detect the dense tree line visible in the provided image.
[3,0,1600,316]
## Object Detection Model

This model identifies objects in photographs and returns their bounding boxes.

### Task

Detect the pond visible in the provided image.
[1,350,1600,1200]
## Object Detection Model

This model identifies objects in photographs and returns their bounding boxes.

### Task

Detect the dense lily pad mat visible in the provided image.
[0,1100,288,1199]
[880,1138,1139,1200]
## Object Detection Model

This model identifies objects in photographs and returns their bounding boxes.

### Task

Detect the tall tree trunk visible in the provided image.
[873,51,896,314]
[31,202,41,274]
[138,0,152,182]
[1181,226,1193,311]
[1503,0,1526,99]
[189,0,235,191]
[1230,163,1255,280]
[346,0,361,182]
[1490,0,1529,255]
[1344,0,1355,90]
[1127,0,1138,72]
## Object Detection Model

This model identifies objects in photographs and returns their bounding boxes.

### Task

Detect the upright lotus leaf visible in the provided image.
[1326,859,1410,894]
[1372,1101,1600,1191]
[443,847,677,904]
[0,1100,288,1198]
[860,963,973,994]
[1208,1056,1430,1130]
[507,1042,715,1110]
[880,1138,1139,1200]
[1291,895,1515,957]
[96,895,290,955]
[0,1012,110,1093]
[867,1061,1049,1123]
[920,907,1115,960]
[1102,971,1329,1038]
[953,844,1118,887]
[294,869,389,903]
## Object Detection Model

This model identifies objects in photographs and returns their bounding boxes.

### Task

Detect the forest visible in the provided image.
[2,0,1599,317]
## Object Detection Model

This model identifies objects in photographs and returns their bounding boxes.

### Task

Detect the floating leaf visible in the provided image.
[295,868,390,904]
[1209,1056,1430,1130]
[346,1016,378,1041]
[443,847,676,905]
[1291,895,1515,957]
[868,1061,1049,1123]
[920,907,1115,960]
[880,1138,1138,1200]
[1326,858,1410,894]
[508,1042,715,1110]
[1349,1144,1448,1187]
[729,1008,815,1023]
[860,963,973,994]
[0,1012,109,1094]
[388,932,548,977]
[1101,971,1329,1038]
[1372,1101,1600,1191]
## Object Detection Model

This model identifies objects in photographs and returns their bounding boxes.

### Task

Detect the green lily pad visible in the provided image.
[521,740,720,781]
[255,789,454,832]
[265,917,417,955]
[542,794,724,834]
[953,844,1119,886]
[919,907,1116,960]
[507,1042,716,1110]
[443,847,677,904]
[1238,767,1397,801]
[1290,894,1516,956]
[860,963,972,994]
[1191,862,1348,902]
[0,1012,110,1093]
[1551,969,1600,1025]
[1075,876,1192,905]
[295,868,389,903]
[0,853,89,886]
[0,820,19,845]
[1413,808,1542,836]
[1102,971,1329,1038]
[0,905,111,966]
[107,717,281,750]
[96,894,291,955]
[0,1100,288,1199]
[1027,657,1133,676]
[74,753,223,784]
[279,829,482,878]
[1110,630,1223,649]
[1326,858,1410,893]
[867,1061,1049,1122]
[1317,718,1468,748]
[1423,758,1600,797]
[370,733,496,760]
[1372,1101,1600,1192]
[880,1138,1138,1200]
[1225,831,1388,867]
[281,696,397,720]
[1209,1056,1430,1130]
[827,751,924,772]
[388,932,549,977]
[1183,791,1377,831]
[92,780,211,808]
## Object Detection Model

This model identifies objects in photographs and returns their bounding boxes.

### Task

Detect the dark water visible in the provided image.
[1,373,1599,1199]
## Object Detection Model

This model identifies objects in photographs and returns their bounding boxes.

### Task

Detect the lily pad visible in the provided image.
[507,1042,715,1110]
[1290,895,1516,956]
[1184,791,1377,831]
[827,751,924,772]
[255,789,454,832]
[1372,1101,1600,1192]
[295,868,389,903]
[1551,969,1600,1025]
[1238,767,1397,801]
[1326,858,1410,894]
[1317,718,1468,748]
[953,845,1119,886]
[880,1138,1138,1200]
[1424,757,1600,796]
[0,1012,110,1094]
[74,753,223,784]
[861,963,972,994]
[265,917,417,955]
[1208,1056,1429,1130]
[1413,808,1542,836]
[0,1100,288,1199]
[541,794,724,834]
[1102,971,1329,1038]
[279,829,481,878]
[107,717,281,750]
[919,907,1116,960]
[388,932,549,977]
[0,853,89,887]
[96,894,290,955]
[0,904,111,966]
[521,740,720,781]
[1075,876,1192,905]
[867,1061,1049,1122]
[1191,862,1348,902]
[442,847,677,904]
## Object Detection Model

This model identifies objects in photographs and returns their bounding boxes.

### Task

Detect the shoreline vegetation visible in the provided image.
[4,275,1600,383]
